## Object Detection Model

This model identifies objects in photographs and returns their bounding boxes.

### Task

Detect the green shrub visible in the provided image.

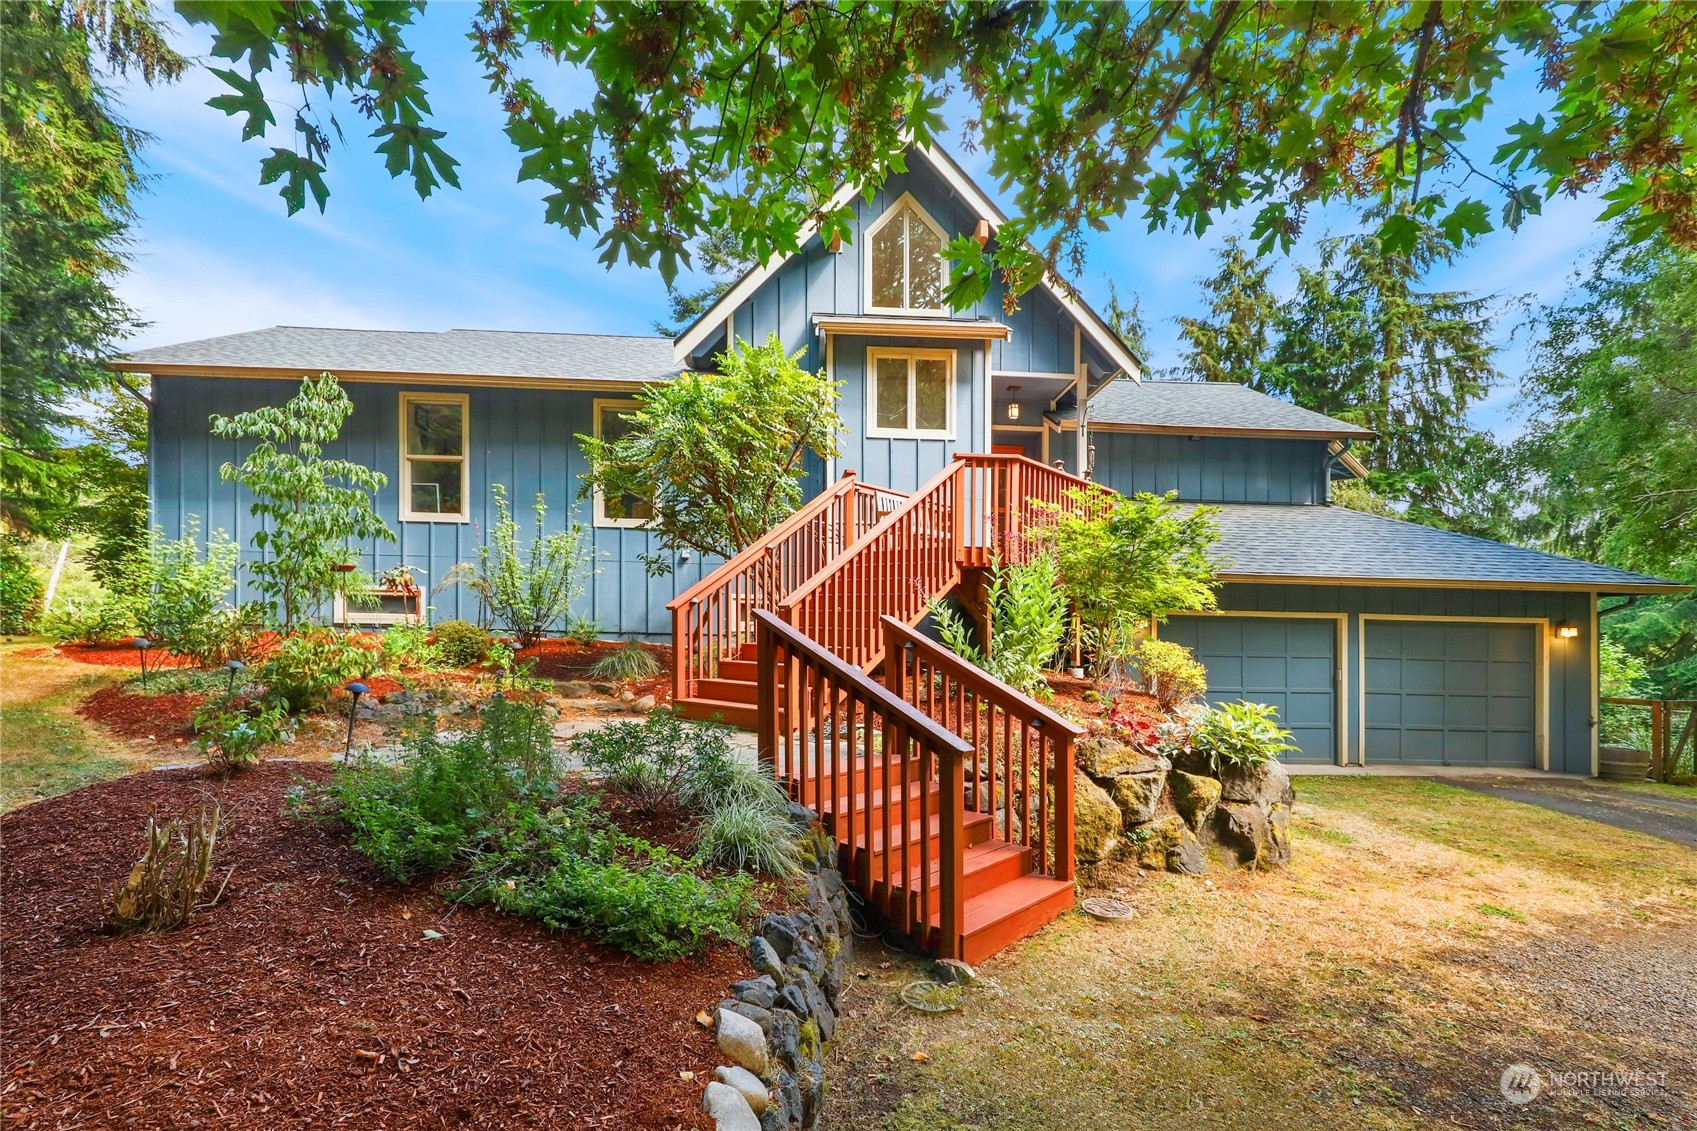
[475,485,594,648]
[1128,638,1208,712]
[433,619,490,667]
[0,538,42,634]
[572,711,725,811]
[379,622,444,673]
[136,522,251,665]
[563,612,602,645]
[194,699,290,775]
[260,628,375,712]
[1187,701,1294,773]
[37,595,134,644]
[329,694,560,882]
[932,554,1068,698]
[590,639,661,680]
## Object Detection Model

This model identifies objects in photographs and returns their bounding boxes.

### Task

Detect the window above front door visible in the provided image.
[865,192,948,315]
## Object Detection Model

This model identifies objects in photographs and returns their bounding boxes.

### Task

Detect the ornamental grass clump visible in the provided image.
[99,803,230,934]
[590,639,661,680]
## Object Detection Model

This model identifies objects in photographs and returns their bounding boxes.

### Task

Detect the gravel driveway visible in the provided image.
[1447,777,1697,847]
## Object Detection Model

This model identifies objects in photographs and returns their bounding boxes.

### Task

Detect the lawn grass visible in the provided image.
[824,776,1697,1130]
[0,642,134,812]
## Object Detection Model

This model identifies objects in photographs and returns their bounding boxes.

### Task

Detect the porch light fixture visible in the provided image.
[133,637,152,689]
[1006,385,1021,422]
[1555,623,1579,639]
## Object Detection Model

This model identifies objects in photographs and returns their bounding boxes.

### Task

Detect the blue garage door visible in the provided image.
[1160,616,1337,764]
[1364,621,1536,767]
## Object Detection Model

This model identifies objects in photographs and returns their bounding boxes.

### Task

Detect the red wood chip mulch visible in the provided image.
[75,685,206,742]
[514,639,674,704]
[0,764,748,1129]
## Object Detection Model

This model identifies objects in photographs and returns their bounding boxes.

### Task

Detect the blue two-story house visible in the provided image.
[117,145,1684,777]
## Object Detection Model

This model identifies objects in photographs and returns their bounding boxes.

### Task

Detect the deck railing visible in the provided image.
[755,609,976,957]
[667,472,904,703]
[778,454,1094,672]
[883,616,1083,882]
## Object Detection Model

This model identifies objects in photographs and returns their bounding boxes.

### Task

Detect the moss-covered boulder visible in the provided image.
[1218,760,1295,809]
[1210,799,1291,869]
[1110,770,1165,827]
[1073,771,1122,863]
[1169,770,1222,833]
[1076,735,1166,779]
[1128,814,1204,874]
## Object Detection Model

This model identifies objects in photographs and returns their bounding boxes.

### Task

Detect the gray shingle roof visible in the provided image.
[115,326,683,384]
[1202,504,1685,592]
[1090,379,1374,438]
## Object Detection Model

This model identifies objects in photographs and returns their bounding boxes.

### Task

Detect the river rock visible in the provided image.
[714,1065,770,1115]
[714,1007,768,1075]
[1073,771,1122,863]
[703,1081,761,1131]
[730,976,778,1010]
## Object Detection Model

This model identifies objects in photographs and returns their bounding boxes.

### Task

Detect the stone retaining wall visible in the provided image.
[704,810,850,1131]
[1073,737,1295,873]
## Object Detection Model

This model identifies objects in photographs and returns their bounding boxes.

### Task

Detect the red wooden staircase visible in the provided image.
[669,454,1091,961]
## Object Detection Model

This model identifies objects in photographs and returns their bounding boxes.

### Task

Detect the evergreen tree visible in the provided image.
[1175,237,1276,385]
[1103,280,1152,370]
[0,1,182,535]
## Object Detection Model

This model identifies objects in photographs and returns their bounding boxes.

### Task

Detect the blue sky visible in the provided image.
[110,6,1614,441]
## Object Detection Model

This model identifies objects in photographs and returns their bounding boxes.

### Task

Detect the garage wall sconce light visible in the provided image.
[1554,623,1580,639]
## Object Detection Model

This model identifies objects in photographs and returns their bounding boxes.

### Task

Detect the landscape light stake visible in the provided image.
[344,682,368,756]
[223,659,246,701]
[133,637,153,689]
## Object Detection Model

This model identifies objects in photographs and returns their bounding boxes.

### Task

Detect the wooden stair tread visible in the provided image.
[954,874,1075,963]
[675,697,757,728]
[849,809,992,856]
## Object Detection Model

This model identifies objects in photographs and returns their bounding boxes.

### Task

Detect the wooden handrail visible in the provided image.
[777,454,1095,673]
[884,616,1084,883]
[668,472,905,703]
[755,609,975,957]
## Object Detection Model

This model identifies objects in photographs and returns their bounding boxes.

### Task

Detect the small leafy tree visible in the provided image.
[932,555,1068,699]
[1036,487,1221,675]
[476,485,594,648]
[578,334,841,575]
[210,374,393,630]
[137,520,261,665]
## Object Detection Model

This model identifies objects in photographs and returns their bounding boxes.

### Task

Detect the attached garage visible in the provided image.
[1362,619,1540,768]
[1158,614,1341,765]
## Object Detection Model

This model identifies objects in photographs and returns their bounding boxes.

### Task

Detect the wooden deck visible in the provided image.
[673,454,1092,961]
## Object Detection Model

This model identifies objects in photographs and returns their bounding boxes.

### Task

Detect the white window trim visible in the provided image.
[592,398,653,528]
[398,392,470,523]
[863,191,950,316]
[865,347,956,440]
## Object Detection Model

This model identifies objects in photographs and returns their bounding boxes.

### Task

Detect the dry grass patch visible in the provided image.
[824,778,1697,1130]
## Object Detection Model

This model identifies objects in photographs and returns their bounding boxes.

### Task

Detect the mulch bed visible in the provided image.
[21,641,196,670]
[75,685,206,742]
[514,639,674,705]
[0,765,750,1129]
[1044,672,1165,734]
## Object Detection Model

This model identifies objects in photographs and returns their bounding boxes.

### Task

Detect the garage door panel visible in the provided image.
[1366,691,1403,726]
[1445,695,1489,728]
[1445,660,1488,693]
[1242,656,1289,689]
[1404,658,1445,692]
[1287,656,1334,687]
[1166,616,1336,765]
[1404,694,1446,727]
[1445,730,1489,764]
[1364,621,1536,768]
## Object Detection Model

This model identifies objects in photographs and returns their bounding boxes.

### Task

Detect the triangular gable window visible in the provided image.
[865,192,948,314]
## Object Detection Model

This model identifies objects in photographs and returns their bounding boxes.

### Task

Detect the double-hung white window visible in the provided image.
[592,399,657,527]
[399,393,469,522]
[866,348,955,439]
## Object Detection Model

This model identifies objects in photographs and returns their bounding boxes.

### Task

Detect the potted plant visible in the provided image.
[376,565,423,594]
[1598,702,1653,781]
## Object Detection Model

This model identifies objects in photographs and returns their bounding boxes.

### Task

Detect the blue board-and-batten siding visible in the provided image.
[1089,432,1331,505]
[719,159,1115,494]
[149,375,715,638]
[1205,582,1596,775]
